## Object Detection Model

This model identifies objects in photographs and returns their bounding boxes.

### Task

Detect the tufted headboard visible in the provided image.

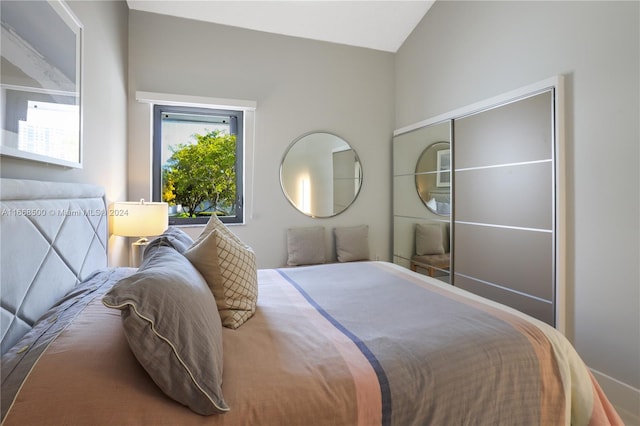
[0,178,108,355]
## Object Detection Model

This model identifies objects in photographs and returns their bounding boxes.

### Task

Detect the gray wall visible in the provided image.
[395,0,639,418]
[3,0,636,418]
[127,10,395,268]
[0,0,130,266]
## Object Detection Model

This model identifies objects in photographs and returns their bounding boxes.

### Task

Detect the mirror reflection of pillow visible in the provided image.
[415,223,445,255]
[426,197,438,211]
[437,202,451,215]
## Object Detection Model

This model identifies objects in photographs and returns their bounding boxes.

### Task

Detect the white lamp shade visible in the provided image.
[111,201,168,238]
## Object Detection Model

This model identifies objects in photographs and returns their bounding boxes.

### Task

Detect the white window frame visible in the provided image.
[136,91,257,226]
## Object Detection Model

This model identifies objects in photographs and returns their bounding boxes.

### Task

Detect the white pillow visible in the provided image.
[195,213,245,247]
[334,225,370,262]
[286,227,326,266]
[185,229,258,329]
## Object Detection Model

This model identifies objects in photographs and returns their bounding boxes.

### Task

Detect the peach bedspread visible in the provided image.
[1,262,622,425]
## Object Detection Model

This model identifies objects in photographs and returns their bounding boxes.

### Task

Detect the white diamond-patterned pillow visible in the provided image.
[185,229,257,329]
[194,214,244,247]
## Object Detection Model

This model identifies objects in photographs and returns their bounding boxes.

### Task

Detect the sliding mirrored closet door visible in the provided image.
[453,90,556,326]
[393,77,564,329]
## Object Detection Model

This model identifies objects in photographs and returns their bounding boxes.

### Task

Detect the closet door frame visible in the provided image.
[393,76,566,333]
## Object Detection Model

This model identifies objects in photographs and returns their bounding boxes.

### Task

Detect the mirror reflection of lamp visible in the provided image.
[299,176,311,214]
[111,199,168,267]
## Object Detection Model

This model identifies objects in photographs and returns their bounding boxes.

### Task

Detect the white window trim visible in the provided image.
[136,91,256,112]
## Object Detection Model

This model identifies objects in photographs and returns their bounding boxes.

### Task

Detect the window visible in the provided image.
[152,105,243,225]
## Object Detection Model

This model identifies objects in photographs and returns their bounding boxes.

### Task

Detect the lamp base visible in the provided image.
[130,238,150,268]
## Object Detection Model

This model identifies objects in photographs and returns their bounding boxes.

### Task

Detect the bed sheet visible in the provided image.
[1,262,621,425]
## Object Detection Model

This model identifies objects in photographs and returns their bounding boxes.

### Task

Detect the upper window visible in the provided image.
[152,105,243,225]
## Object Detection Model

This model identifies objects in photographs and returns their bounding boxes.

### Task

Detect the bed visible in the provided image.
[0,178,622,425]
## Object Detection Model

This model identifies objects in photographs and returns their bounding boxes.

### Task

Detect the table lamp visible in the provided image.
[111,199,168,267]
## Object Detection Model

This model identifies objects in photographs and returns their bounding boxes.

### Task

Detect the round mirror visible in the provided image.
[280,132,362,218]
[415,141,451,216]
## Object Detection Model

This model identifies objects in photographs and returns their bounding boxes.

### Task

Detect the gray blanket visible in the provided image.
[278,262,555,425]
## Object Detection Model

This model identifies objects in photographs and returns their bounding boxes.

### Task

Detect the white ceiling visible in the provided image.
[126,1,434,53]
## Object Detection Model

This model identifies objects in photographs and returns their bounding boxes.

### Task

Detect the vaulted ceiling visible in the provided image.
[126,1,434,53]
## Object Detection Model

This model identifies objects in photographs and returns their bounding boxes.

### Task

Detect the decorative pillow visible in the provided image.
[334,225,370,262]
[194,214,244,247]
[416,223,445,255]
[102,246,228,415]
[185,229,258,329]
[286,226,326,266]
[158,226,195,253]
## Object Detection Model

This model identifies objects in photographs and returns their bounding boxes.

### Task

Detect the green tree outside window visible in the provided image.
[162,130,237,218]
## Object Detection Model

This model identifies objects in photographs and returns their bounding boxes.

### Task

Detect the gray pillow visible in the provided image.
[334,225,370,262]
[142,227,195,261]
[415,223,445,255]
[102,246,229,415]
[158,226,195,253]
[286,226,326,266]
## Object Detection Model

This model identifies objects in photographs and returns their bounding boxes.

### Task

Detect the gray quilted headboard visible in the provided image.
[0,178,108,355]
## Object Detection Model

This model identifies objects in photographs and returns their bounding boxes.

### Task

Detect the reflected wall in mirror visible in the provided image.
[0,0,83,168]
[415,141,451,216]
[280,132,362,218]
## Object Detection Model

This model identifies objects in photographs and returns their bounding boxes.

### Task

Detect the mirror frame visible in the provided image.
[0,0,83,168]
[280,131,363,218]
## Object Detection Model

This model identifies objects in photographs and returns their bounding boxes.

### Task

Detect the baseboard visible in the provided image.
[591,368,640,425]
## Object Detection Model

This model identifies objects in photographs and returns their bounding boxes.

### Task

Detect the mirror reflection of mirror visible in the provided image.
[280,132,362,218]
[415,141,451,216]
